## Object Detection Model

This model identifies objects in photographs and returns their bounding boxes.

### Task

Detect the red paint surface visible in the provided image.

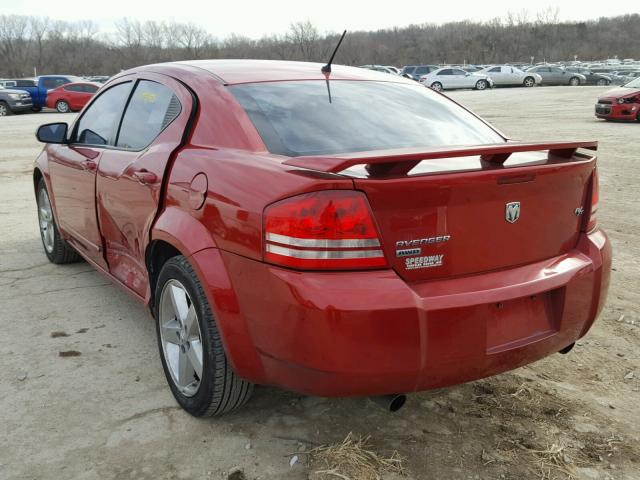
[45,82,98,111]
[35,60,612,397]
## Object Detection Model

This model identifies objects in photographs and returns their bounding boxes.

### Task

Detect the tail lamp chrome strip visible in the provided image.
[265,243,384,260]
[266,232,380,249]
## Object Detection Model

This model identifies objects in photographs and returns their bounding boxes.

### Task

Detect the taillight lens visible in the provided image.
[587,167,599,232]
[263,190,387,270]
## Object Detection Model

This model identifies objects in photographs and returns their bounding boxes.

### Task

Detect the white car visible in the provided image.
[420,67,493,91]
[479,65,542,87]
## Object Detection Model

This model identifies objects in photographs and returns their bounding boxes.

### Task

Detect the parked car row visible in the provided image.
[0,75,101,115]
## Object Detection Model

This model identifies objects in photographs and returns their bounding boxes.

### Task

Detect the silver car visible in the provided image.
[479,65,542,87]
[526,66,586,86]
[420,67,493,91]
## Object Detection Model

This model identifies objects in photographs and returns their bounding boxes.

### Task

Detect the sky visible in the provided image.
[1,0,639,38]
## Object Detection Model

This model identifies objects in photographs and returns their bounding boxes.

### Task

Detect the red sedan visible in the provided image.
[33,60,611,416]
[45,81,100,113]
[595,77,640,121]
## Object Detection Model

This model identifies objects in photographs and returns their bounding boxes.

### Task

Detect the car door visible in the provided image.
[48,80,133,269]
[452,69,472,88]
[435,69,453,88]
[96,74,193,298]
[549,67,565,84]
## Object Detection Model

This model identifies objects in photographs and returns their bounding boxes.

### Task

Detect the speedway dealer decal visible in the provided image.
[405,254,445,270]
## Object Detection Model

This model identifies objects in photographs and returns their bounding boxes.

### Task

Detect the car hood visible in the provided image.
[0,88,30,95]
[599,86,640,99]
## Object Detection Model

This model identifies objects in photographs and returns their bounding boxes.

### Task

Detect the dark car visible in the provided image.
[565,67,611,86]
[0,86,33,115]
[401,65,439,80]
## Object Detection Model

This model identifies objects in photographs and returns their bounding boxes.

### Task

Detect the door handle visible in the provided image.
[132,169,157,184]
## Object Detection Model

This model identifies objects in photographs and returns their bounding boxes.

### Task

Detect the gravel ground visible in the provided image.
[0,86,638,480]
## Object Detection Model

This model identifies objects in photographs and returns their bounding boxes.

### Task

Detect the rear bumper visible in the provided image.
[206,230,611,397]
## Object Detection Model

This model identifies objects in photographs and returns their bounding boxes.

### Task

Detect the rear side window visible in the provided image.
[64,85,83,92]
[83,84,99,93]
[116,80,181,150]
[42,77,69,89]
[231,80,504,157]
[75,82,132,146]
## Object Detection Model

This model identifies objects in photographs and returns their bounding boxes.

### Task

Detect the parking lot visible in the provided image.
[0,86,638,480]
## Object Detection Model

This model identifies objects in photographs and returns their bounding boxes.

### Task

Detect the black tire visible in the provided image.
[596,78,608,86]
[430,82,443,92]
[56,100,70,113]
[475,80,488,90]
[569,77,580,86]
[0,101,13,116]
[36,178,82,264]
[31,106,42,112]
[155,255,254,417]
[523,76,535,87]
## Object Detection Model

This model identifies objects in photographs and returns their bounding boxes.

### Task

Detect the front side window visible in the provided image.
[75,82,132,146]
[231,80,504,157]
[116,80,181,150]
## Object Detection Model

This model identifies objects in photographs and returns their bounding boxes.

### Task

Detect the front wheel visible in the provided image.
[475,80,488,90]
[155,256,254,417]
[596,78,608,86]
[36,178,82,264]
[569,77,580,86]
[56,100,70,113]
[523,77,535,87]
[430,82,443,92]
[0,101,12,116]
[31,106,42,112]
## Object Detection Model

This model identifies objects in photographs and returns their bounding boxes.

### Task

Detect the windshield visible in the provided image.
[625,77,640,88]
[231,80,504,157]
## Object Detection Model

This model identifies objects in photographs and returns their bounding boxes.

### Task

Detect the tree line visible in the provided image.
[1,11,639,77]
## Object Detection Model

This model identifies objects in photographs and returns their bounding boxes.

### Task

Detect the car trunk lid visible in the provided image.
[283,141,597,282]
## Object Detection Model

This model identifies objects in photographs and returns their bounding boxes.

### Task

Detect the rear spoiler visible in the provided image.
[282,141,598,175]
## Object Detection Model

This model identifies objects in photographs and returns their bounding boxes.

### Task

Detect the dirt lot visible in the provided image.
[0,86,638,480]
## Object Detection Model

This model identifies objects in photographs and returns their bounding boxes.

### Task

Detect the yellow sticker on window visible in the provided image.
[139,92,157,103]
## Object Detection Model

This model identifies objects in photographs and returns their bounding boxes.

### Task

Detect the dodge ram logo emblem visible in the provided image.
[505,202,521,223]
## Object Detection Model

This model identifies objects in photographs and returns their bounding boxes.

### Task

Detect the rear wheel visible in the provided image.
[569,77,580,86]
[596,78,608,86]
[0,101,12,116]
[155,255,254,417]
[36,178,82,264]
[31,106,42,112]
[430,82,443,92]
[475,80,488,90]
[56,100,70,113]
[523,76,535,87]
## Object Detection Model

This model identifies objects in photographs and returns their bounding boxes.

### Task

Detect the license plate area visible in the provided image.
[486,289,563,354]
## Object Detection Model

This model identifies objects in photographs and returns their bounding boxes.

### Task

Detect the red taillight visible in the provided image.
[263,190,387,270]
[587,167,599,232]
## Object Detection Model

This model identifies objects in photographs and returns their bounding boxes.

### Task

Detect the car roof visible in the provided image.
[138,60,415,85]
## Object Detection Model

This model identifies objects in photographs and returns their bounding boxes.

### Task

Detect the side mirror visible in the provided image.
[36,122,68,144]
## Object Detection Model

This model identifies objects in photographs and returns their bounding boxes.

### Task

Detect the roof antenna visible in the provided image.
[322,30,347,74]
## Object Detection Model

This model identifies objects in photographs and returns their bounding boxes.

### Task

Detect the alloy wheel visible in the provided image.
[38,187,55,253]
[159,279,204,397]
[431,82,442,92]
[56,101,69,113]
[524,78,534,87]
[0,104,7,116]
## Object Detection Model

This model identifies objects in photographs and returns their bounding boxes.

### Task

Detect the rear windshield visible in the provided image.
[230,80,504,157]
